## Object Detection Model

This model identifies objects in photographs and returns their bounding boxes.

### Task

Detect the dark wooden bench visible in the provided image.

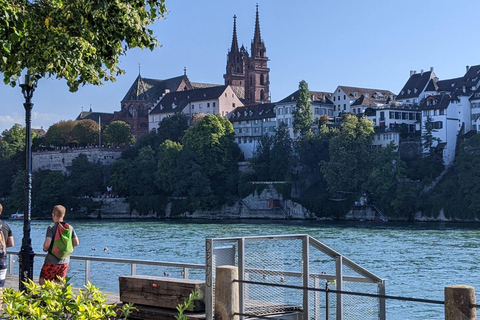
[119,275,206,320]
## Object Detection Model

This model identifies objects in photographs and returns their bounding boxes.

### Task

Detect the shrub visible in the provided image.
[2,277,135,319]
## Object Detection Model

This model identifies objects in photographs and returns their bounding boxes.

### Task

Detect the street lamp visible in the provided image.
[18,74,39,291]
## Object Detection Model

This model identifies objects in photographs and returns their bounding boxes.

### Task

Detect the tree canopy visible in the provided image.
[1,0,167,91]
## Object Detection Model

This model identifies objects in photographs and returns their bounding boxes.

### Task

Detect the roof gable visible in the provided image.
[397,70,434,100]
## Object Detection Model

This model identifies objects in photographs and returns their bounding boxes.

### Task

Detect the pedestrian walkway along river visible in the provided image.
[6,219,480,319]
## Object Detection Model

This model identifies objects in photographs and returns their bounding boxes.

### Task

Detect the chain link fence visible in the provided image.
[206,234,386,320]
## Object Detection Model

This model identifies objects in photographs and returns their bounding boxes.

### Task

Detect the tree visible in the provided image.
[270,122,294,181]
[156,139,183,194]
[456,134,480,215]
[104,121,135,146]
[321,115,374,194]
[72,119,99,146]
[157,113,190,144]
[46,120,76,146]
[182,115,240,208]
[292,80,313,137]
[69,153,104,197]
[1,0,167,91]
[250,134,274,181]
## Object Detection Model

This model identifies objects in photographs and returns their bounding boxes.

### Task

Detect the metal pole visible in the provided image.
[18,74,37,291]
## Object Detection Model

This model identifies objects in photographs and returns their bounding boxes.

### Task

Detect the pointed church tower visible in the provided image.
[246,4,270,104]
[224,15,246,87]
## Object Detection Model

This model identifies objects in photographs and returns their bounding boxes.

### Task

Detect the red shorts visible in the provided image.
[39,262,69,282]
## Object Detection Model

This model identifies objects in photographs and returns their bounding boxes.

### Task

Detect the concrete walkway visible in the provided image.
[3,274,121,305]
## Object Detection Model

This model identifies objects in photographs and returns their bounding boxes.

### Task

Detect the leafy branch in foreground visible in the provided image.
[2,277,136,319]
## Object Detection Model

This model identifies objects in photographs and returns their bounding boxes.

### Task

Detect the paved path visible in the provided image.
[3,274,121,305]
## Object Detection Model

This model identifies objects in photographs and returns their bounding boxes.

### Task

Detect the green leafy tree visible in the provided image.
[181,115,240,208]
[363,142,410,218]
[321,115,374,194]
[72,119,99,146]
[0,124,30,197]
[456,134,480,215]
[250,134,274,181]
[1,0,167,91]
[69,153,104,197]
[46,120,76,146]
[157,113,190,144]
[270,122,294,181]
[104,121,135,146]
[156,139,183,194]
[292,80,313,137]
[108,159,132,197]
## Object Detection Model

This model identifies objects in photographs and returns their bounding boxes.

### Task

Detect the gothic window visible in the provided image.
[260,90,265,100]
[260,74,265,85]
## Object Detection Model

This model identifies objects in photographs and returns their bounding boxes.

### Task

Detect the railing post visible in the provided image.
[238,238,245,320]
[85,260,90,285]
[445,285,476,320]
[131,263,136,276]
[8,253,14,275]
[205,238,214,320]
[302,235,309,320]
[336,255,343,320]
[215,266,239,320]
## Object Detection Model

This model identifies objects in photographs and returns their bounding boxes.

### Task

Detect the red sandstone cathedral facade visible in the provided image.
[224,5,270,105]
[78,6,270,138]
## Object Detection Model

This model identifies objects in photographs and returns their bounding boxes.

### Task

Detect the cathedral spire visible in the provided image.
[253,4,261,47]
[230,15,239,53]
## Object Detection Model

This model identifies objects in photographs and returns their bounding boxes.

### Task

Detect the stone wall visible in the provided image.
[32,148,123,173]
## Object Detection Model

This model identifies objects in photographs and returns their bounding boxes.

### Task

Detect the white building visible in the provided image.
[331,86,395,116]
[275,90,334,139]
[148,85,243,131]
[396,65,480,166]
[228,103,277,159]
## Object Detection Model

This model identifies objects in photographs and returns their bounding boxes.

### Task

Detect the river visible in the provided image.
[5,219,480,319]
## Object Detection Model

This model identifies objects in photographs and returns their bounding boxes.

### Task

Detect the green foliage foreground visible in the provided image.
[2,278,135,319]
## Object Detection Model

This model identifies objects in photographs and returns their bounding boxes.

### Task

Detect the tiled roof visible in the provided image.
[190,82,222,89]
[396,71,434,100]
[228,103,276,122]
[351,93,392,107]
[276,90,333,104]
[338,86,395,100]
[121,75,193,102]
[76,111,115,124]
[422,94,451,110]
[150,85,230,115]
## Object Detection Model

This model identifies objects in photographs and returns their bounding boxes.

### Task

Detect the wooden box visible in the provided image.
[119,275,206,311]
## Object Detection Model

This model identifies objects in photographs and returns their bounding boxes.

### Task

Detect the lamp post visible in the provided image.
[18,74,38,291]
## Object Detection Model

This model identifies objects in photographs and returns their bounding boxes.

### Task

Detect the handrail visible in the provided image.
[7,251,206,285]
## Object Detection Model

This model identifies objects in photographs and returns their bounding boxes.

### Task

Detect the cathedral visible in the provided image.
[224,5,270,105]
[78,5,271,138]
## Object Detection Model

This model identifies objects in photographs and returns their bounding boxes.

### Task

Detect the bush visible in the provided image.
[2,277,135,319]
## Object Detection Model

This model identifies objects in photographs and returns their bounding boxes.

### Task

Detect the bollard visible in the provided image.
[445,285,476,320]
[215,266,239,320]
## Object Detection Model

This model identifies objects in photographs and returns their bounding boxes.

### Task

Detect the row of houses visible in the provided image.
[76,6,480,165]
[78,64,480,164]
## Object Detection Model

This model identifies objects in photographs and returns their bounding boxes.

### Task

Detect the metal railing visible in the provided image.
[6,251,206,286]
[206,234,386,320]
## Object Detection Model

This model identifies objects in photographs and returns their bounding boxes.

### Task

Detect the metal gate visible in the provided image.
[205,234,386,320]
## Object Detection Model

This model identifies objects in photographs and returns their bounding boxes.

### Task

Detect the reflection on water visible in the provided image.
[6,219,480,319]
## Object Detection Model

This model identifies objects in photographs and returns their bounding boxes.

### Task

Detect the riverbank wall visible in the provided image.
[79,185,315,220]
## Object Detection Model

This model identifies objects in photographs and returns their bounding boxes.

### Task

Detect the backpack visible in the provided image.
[0,225,6,259]
[49,222,74,260]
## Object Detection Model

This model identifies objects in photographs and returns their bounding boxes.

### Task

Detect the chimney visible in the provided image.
[410,70,414,76]
[420,69,424,75]
[430,67,434,72]
[466,65,470,73]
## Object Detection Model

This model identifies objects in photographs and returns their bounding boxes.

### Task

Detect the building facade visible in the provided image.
[224,5,270,105]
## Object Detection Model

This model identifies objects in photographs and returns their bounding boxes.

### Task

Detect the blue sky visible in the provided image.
[1,0,480,134]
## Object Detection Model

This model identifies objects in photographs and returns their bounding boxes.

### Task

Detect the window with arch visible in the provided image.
[260,90,265,100]
[260,74,265,85]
